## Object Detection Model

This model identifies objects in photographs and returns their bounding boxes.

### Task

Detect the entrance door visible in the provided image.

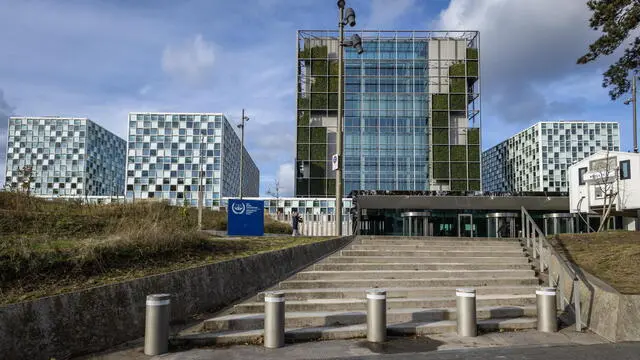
[458,214,473,237]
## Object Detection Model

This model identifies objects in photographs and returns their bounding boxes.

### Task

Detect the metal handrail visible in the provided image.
[521,206,583,332]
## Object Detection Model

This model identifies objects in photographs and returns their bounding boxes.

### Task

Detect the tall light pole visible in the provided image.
[237,109,249,199]
[625,75,638,153]
[335,0,363,236]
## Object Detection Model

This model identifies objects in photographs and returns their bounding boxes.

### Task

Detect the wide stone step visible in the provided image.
[359,236,518,242]
[232,294,535,314]
[202,305,536,332]
[314,263,533,271]
[279,277,539,289]
[324,256,530,264]
[295,269,536,280]
[350,244,524,251]
[256,285,538,301]
[340,250,527,257]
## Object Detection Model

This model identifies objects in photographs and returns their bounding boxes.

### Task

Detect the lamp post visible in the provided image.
[237,109,249,199]
[624,75,638,153]
[335,0,363,237]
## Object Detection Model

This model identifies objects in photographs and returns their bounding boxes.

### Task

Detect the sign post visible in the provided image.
[332,154,339,171]
[227,199,264,236]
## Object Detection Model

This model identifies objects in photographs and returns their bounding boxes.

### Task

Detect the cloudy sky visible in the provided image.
[0,0,636,194]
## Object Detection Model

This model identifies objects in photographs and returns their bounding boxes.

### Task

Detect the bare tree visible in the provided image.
[267,179,281,220]
[590,151,619,232]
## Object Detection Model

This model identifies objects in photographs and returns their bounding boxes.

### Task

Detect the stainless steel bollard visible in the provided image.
[536,286,558,332]
[144,293,171,356]
[366,289,387,342]
[456,288,477,337]
[264,291,285,348]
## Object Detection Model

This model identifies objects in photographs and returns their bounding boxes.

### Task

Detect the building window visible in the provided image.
[595,187,604,199]
[620,160,631,180]
[578,167,587,185]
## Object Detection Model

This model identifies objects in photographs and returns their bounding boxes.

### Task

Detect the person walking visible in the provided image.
[292,211,301,236]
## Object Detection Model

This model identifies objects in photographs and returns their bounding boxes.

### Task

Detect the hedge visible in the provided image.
[432,111,448,127]
[432,94,448,110]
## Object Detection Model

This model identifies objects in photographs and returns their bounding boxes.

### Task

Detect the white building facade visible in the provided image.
[126,112,259,207]
[569,151,640,231]
[483,121,620,192]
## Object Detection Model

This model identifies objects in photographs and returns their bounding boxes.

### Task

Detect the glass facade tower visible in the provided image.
[296,31,481,197]
[126,112,259,207]
[5,117,126,196]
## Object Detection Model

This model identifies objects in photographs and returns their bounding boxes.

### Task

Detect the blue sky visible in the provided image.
[0,0,636,195]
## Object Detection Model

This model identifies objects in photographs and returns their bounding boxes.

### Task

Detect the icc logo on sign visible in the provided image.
[232,202,246,215]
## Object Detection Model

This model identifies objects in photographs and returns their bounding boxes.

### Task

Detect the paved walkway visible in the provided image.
[89,327,613,359]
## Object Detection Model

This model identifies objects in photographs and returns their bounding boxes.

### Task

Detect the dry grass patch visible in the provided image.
[549,231,640,294]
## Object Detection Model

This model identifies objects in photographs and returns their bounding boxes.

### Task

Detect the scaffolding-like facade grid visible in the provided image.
[295,30,481,197]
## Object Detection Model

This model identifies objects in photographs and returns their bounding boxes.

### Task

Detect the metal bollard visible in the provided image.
[456,288,477,337]
[264,291,285,348]
[144,294,171,356]
[366,289,387,342]
[536,286,558,332]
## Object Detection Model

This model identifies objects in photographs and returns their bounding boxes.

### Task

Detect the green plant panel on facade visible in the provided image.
[298,111,309,126]
[328,94,338,109]
[297,127,310,142]
[310,179,326,196]
[466,48,478,60]
[467,61,479,77]
[432,94,448,110]
[328,77,339,92]
[468,162,480,179]
[310,161,326,178]
[467,145,480,162]
[311,45,328,59]
[432,128,449,145]
[451,163,467,179]
[311,60,328,76]
[450,94,466,111]
[451,180,468,191]
[297,127,309,143]
[296,179,309,195]
[310,144,326,160]
[433,162,449,178]
[310,127,326,143]
[326,179,336,196]
[468,128,480,144]
[432,111,448,127]
[297,144,309,160]
[297,97,309,109]
[468,180,481,191]
[311,77,328,92]
[450,145,467,162]
[311,93,328,109]
[449,63,466,77]
[433,146,449,162]
[450,78,466,93]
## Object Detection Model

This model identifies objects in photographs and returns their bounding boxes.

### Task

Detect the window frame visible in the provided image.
[620,160,631,180]
[578,167,587,185]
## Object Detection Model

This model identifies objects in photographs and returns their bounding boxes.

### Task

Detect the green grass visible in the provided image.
[550,231,640,294]
[0,192,309,304]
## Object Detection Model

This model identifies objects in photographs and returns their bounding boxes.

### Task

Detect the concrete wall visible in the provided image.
[549,253,640,342]
[0,236,353,360]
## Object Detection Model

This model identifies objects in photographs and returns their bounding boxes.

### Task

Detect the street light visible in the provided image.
[624,75,638,153]
[335,0,363,237]
[237,109,249,199]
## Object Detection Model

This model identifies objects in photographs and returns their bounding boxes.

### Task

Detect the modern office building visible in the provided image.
[4,116,126,196]
[295,30,481,197]
[0,126,7,188]
[126,112,259,207]
[482,121,620,192]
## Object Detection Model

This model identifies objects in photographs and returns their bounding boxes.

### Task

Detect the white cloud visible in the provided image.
[162,34,216,84]
[276,163,295,197]
[364,0,416,28]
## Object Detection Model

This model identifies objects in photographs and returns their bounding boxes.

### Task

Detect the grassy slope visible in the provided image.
[550,231,640,294]
[0,192,325,305]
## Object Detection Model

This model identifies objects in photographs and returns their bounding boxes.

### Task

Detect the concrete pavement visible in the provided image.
[87,327,614,359]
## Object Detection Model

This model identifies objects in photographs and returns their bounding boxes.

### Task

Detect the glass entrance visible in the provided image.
[458,214,474,237]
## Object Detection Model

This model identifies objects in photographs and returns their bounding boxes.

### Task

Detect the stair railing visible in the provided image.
[521,206,583,332]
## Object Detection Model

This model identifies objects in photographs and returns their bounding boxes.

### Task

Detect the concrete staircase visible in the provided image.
[177,236,540,346]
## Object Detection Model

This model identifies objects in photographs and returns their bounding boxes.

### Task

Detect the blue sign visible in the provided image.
[227,199,264,236]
